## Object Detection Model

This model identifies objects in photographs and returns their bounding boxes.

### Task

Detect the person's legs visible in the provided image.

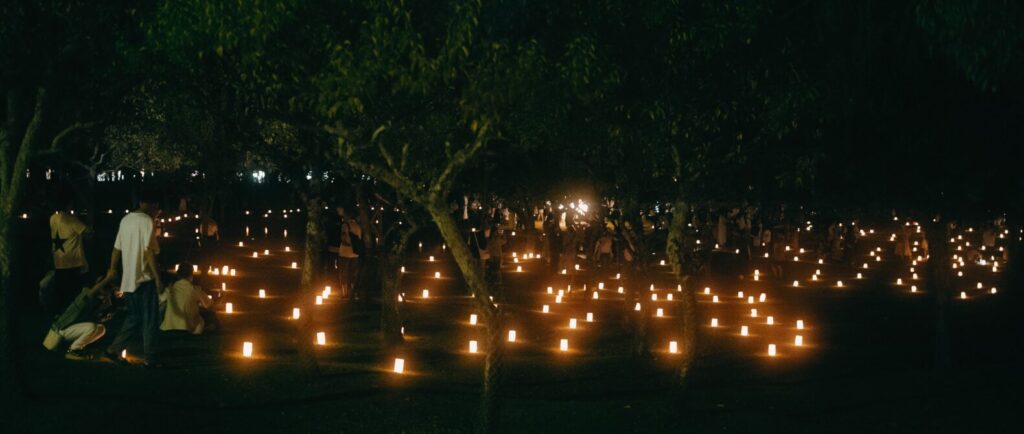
[60,323,106,351]
[108,291,142,356]
[136,282,160,362]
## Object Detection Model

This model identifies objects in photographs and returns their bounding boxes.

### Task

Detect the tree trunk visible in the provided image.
[423,199,503,433]
[296,196,324,378]
[0,215,24,408]
[666,199,698,386]
[924,218,952,371]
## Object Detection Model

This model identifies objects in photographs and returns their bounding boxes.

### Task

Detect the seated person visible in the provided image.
[161,264,216,334]
[43,274,115,360]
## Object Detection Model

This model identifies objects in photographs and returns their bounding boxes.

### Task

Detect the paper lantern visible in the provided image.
[766,316,774,325]
[555,295,563,304]
[422,289,429,299]
[258,289,266,298]
[710,318,719,327]
[429,255,435,262]
[741,326,749,336]
[225,303,233,314]
[291,262,298,269]
[768,344,777,357]
[242,342,253,358]
[634,302,641,311]
[911,285,918,293]
[796,320,804,329]
[315,296,323,305]
[469,314,478,325]
[192,265,198,273]
[667,293,674,301]
[651,294,658,301]
[669,341,679,354]
[617,286,624,294]
[574,264,580,271]
[795,335,803,346]
[712,295,719,303]
[656,308,664,317]
[393,358,405,373]
[747,296,754,304]
[434,271,441,279]
[559,339,569,352]
[615,273,621,279]
[508,330,517,342]
[253,252,259,258]
[569,318,577,329]
[592,291,599,300]
[759,293,766,302]
[400,266,406,273]
[976,282,983,289]
[792,280,799,287]
[660,260,666,266]
[546,287,553,294]
[737,291,744,298]
[285,246,291,252]
[704,287,711,295]
[598,282,605,290]
[542,304,550,313]
[469,340,478,353]
[316,332,326,346]
[586,312,594,322]
[221,282,227,291]
[960,291,967,299]
[516,265,523,272]
[238,241,245,247]
[221,266,229,275]
[292,308,301,319]
[837,281,844,288]
[558,289,565,297]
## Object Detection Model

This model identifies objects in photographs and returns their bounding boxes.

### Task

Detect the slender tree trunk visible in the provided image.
[379,217,416,348]
[666,200,698,386]
[423,199,503,433]
[296,196,324,378]
[0,216,23,407]
[924,218,952,371]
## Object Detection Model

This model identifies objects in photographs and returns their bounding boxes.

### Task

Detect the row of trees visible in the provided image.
[3,0,1022,431]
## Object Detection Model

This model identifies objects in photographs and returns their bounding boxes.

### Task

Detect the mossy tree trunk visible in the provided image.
[666,199,699,386]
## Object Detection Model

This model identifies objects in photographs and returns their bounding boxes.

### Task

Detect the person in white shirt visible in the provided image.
[160,264,215,335]
[48,197,92,314]
[104,190,163,366]
[336,206,362,300]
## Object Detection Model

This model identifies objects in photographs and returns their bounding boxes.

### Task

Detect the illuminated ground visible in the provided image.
[10,213,1023,433]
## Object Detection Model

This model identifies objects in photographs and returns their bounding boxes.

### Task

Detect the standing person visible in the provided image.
[337,207,363,300]
[104,190,163,366]
[593,231,615,272]
[48,197,92,314]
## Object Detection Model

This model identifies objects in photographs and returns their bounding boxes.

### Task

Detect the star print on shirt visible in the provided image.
[52,233,67,253]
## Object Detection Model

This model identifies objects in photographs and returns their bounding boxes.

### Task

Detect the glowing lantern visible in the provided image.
[285,246,291,252]
[263,249,269,255]
[857,273,863,279]
[747,296,754,304]
[546,287,553,294]
[976,282,983,289]
[400,266,406,273]
[710,318,718,327]
[660,260,666,266]
[259,289,266,298]
[238,241,245,247]
[291,262,298,269]
[316,332,326,346]
[668,293,674,301]
[759,293,766,302]
[542,304,550,313]
[315,296,323,305]
[704,287,711,295]
[793,280,800,287]
[292,308,301,319]
[796,320,804,329]
[508,330,517,342]
[896,278,903,285]
[768,344,777,357]
[738,291,745,298]
[656,308,664,317]
[741,326,749,336]
[434,271,441,279]
[651,294,658,301]
[253,252,259,258]
[837,280,844,288]
[393,358,405,374]
[422,289,430,299]
[559,339,569,352]
[795,335,803,346]
[634,302,641,311]
[586,312,594,322]
[960,291,967,299]
[669,341,679,354]
[242,342,253,358]
[767,316,774,325]
[592,291,599,300]
[751,308,758,318]
[911,285,918,293]
[712,295,719,303]
[598,282,605,290]
[555,295,563,304]
[469,340,478,353]
[991,287,998,294]
[617,287,624,294]
[516,265,523,272]
[569,318,577,329]
[469,314,478,325]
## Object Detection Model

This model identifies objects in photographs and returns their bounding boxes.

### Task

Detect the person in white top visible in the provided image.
[336,206,362,300]
[104,190,163,366]
[48,197,92,314]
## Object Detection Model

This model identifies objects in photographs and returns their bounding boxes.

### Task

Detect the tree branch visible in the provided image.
[429,120,489,202]
[48,122,95,151]
[3,88,47,215]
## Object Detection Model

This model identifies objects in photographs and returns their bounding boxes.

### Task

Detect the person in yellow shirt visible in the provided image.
[48,197,91,314]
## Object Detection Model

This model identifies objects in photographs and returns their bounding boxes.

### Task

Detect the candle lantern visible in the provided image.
[469,314,478,325]
[316,332,326,346]
[669,341,679,354]
[292,308,301,319]
[242,342,253,358]
[469,340,478,353]
[559,339,569,352]
[768,344,777,357]
[508,330,517,342]
[711,318,719,327]
[225,303,233,314]
[393,358,405,373]
[741,325,749,336]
